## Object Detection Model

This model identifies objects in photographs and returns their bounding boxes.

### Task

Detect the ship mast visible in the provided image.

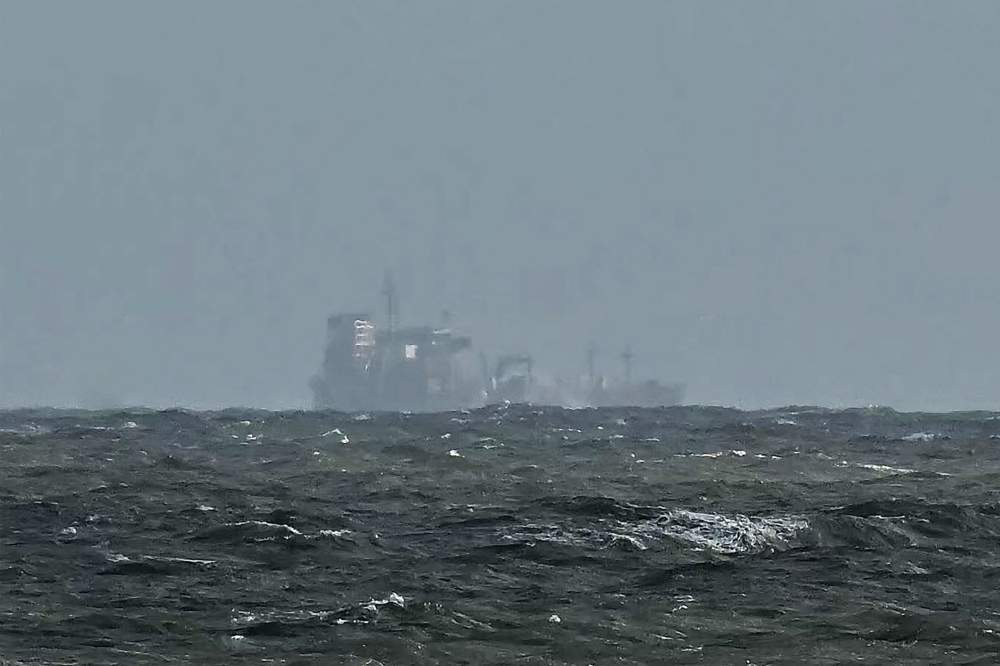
[376,269,399,406]
[382,270,398,335]
[621,346,633,385]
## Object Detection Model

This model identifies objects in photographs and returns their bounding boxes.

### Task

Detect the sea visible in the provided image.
[1,404,999,665]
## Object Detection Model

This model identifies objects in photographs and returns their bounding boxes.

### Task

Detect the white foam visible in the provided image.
[143,555,215,565]
[0,424,51,435]
[608,533,648,550]
[636,509,809,555]
[857,463,916,475]
[497,509,808,556]
[230,520,303,536]
[230,595,396,631]
[674,451,752,459]
[320,428,350,444]
[837,460,917,475]
[222,522,357,542]
[364,592,405,612]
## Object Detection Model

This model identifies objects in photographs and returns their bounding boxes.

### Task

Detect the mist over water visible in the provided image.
[1,2,998,412]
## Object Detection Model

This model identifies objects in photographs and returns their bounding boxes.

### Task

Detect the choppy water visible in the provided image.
[2,405,999,665]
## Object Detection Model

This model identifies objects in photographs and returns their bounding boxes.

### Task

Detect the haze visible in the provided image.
[1,1,997,412]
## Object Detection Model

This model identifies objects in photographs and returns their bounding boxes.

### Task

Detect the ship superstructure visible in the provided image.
[310,275,480,412]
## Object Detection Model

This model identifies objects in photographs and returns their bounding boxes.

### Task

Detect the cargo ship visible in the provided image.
[309,275,684,412]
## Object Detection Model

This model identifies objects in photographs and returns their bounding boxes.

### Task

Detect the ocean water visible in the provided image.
[1,405,999,665]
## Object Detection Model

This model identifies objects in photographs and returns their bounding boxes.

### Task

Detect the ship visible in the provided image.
[309,275,685,412]
[479,345,685,409]
[577,344,686,408]
[308,275,480,412]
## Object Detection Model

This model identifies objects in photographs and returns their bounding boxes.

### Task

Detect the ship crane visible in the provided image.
[586,342,598,380]
[621,346,634,386]
[381,270,398,335]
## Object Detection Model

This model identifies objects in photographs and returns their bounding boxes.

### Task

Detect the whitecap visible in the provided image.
[365,592,405,612]
[230,520,303,536]
[857,463,916,475]
[142,555,215,565]
[320,427,350,444]
[636,509,809,555]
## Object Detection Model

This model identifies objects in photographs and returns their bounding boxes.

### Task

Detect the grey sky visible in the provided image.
[1,1,998,411]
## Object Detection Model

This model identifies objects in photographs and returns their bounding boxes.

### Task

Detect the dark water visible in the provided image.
[2,405,999,665]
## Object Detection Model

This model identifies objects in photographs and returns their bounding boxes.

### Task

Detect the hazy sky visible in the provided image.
[2,1,998,411]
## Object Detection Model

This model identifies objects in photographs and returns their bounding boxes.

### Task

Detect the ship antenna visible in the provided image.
[585,341,601,393]
[586,342,597,379]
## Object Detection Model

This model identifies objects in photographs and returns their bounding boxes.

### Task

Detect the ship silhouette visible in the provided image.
[310,273,684,412]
